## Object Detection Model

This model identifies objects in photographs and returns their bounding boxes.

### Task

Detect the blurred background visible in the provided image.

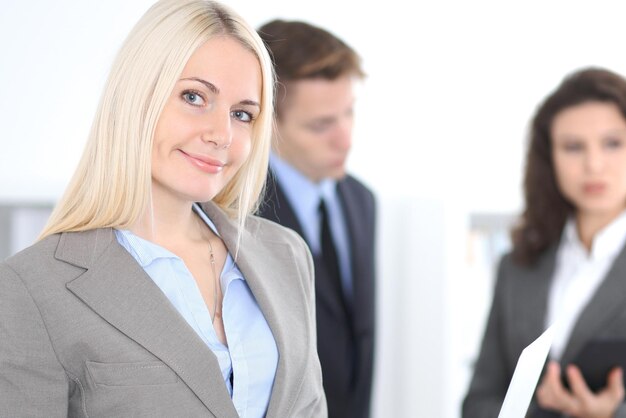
[2,0,626,416]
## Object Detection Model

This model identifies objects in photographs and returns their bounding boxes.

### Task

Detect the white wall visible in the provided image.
[5,0,626,208]
[3,1,626,417]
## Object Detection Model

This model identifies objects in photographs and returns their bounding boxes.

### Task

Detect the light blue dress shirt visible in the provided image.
[114,203,278,418]
[270,153,353,300]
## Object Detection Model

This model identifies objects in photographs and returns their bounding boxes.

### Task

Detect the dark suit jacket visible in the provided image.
[462,245,626,418]
[258,172,376,418]
[0,201,326,417]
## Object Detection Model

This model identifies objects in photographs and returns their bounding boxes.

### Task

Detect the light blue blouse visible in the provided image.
[114,204,278,418]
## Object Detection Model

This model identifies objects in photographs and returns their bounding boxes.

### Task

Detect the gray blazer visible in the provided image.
[0,202,326,418]
[462,245,626,418]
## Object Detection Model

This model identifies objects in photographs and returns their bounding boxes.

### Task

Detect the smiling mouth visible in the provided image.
[179,150,225,174]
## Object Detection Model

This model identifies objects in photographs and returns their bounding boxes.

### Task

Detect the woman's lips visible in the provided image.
[179,150,225,174]
[583,182,607,195]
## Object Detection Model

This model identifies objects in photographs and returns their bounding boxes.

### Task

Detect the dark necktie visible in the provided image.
[320,199,357,381]
[319,199,344,298]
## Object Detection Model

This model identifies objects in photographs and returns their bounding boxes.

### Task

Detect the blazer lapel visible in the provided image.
[259,171,306,238]
[511,248,557,355]
[337,180,374,334]
[561,245,626,364]
[201,202,310,417]
[59,228,238,418]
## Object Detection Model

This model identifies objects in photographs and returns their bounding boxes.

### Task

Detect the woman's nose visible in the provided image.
[201,110,233,149]
[585,146,605,173]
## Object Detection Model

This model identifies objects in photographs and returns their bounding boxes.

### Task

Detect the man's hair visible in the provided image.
[258,19,364,83]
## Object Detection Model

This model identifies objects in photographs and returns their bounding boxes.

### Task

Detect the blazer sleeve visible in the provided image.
[0,262,69,417]
[462,256,513,418]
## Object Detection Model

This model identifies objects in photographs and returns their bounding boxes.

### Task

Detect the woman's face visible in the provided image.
[152,36,262,204]
[552,101,626,220]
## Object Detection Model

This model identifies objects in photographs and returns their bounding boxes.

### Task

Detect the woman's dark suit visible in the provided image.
[463,245,626,418]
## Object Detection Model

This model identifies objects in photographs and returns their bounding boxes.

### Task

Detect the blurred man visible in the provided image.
[257,20,376,418]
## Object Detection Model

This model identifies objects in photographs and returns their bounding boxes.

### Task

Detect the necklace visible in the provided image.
[207,237,222,324]
[193,210,222,324]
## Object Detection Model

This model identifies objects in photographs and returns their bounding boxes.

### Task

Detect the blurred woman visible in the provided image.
[0,1,326,417]
[463,68,626,418]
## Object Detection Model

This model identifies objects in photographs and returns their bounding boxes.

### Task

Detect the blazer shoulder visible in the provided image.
[0,234,76,305]
[495,251,535,284]
[340,174,376,219]
[497,251,515,273]
[247,214,308,248]
[495,246,558,288]
[343,174,375,201]
[245,215,314,289]
[3,234,62,274]
[2,229,114,289]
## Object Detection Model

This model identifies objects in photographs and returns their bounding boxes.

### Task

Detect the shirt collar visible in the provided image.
[193,202,220,237]
[115,229,177,267]
[115,204,223,269]
[269,152,338,212]
[562,209,626,260]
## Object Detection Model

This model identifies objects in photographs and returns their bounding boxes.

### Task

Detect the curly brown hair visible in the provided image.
[512,68,626,265]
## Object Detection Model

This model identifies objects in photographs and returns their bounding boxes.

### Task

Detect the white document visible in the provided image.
[498,325,555,418]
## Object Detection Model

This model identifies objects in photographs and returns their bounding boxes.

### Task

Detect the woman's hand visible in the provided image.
[535,361,624,418]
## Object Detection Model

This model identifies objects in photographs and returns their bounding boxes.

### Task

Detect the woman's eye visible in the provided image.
[562,142,583,152]
[232,110,253,123]
[182,91,205,106]
[604,138,624,149]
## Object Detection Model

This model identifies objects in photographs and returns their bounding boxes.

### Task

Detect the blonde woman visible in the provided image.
[0,1,326,417]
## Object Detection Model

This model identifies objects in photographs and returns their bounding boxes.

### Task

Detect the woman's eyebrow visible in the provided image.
[240,99,260,108]
[180,77,220,94]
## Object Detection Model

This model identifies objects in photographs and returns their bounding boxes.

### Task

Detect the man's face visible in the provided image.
[274,76,355,182]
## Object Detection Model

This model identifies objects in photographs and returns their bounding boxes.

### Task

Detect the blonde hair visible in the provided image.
[40,0,274,239]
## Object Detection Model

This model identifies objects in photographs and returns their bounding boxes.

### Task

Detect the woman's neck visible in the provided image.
[575,208,624,252]
[130,190,202,247]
